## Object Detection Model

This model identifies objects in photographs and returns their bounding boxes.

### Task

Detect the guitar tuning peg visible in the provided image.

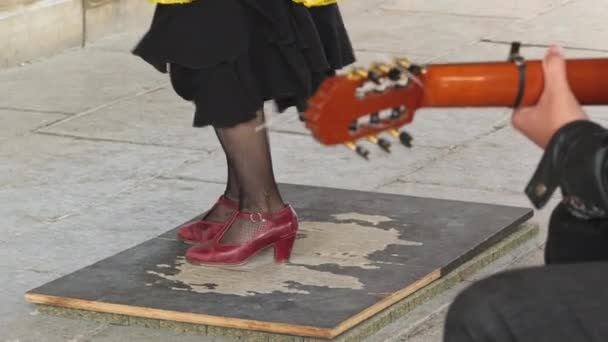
[370,112,381,124]
[378,137,392,152]
[369,63,396,90]
[388,59,411,85]
[390,106,405,119]
[345,142,370,159]
[399,131,414,148]
[370,62,397,77]
[389,129,414,148]
[408,64,427,76]
[395,57,412,69]
[394,58,427,76]
[347,67,369,80]
[356,68,370,78]
[387,67,402,81]
[367,135,391,153]
[371,63,391,74]
[367,70,382,84]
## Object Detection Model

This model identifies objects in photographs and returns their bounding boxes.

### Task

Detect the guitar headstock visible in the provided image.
[303,58,427,159]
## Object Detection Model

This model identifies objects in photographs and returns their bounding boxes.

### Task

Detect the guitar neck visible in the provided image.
[421,59,608,108]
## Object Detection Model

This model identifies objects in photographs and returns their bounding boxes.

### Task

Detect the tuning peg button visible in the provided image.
[366,135,391,153]
[367,70,382,85]
[389,129,413,148]
[346,142,370,159]
[400,131,413,148]
[408,64,426,75]
[390,107,405,119]
[387,67,402,81]
[370,113,381,124]
[378,137,392,152]
[395,57,411,69]
[348,67,369,80]
[356,146,370,159]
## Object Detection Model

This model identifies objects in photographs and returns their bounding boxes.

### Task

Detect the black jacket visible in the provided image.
[526,120,608,219]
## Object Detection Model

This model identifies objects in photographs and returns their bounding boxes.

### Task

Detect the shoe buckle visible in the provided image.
[249,213,266,223]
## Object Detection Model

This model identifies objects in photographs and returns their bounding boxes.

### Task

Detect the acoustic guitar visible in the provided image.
[301,42,608,159]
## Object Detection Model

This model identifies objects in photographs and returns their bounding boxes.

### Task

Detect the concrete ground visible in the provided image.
[2,0,608,340]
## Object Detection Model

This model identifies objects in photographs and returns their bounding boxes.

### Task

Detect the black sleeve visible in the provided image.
[525,120,608,219]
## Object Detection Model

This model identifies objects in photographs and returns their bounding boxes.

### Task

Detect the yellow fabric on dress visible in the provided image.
[291,0,339,6]
[150,0,193,3]
[148,0,338,6]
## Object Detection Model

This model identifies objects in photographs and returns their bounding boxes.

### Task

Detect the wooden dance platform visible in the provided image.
[26,184,536,341]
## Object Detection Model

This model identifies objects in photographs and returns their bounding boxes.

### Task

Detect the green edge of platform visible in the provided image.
[33,223,539,342]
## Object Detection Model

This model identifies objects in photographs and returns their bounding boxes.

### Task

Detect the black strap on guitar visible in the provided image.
[508,41,527,108]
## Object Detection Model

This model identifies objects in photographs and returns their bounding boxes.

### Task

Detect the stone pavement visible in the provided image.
[2,0,608,340]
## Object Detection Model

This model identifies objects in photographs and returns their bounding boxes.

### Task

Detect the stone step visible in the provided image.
[0,0,153,69]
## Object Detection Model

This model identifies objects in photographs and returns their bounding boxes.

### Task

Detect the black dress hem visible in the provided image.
[133,0,355,128]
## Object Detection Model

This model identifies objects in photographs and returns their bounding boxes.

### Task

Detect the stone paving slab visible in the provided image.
[486,0,608,50]
[34,87,219,150]
[0,132,196,193]
[0,48,166,114]
[397,125,544,194]
[381,0,566,20]
[1,177,227,337]
[88,30,149,53]
[0,177,226,276]
[431,40,608,63]
[168,134,444,192]
[31,84,448,191]
[0,109,66,144]
[345,9,512,57]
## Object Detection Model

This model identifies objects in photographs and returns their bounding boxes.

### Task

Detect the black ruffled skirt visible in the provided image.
[132,0,355,128]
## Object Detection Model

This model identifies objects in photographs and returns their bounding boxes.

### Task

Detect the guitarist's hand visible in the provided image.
[511,46,588,149]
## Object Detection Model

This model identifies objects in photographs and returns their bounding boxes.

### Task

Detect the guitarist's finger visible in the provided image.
[511,106,551,148]
[541,45,571,94]
[539,45,588,124]
[511,106,533,132]
[509,47,565,131]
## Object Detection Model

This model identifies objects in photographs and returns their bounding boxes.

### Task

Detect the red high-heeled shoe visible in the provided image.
[177,195,239,244]
[185,205,298,266]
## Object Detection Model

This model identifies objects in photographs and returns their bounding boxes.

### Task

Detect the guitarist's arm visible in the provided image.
[515,47,608,219]
[526,120,608,220]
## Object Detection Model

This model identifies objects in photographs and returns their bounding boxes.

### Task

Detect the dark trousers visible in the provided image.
[444,203,608,342]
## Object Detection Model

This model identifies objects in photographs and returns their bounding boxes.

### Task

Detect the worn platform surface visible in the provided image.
[26,184,532,340]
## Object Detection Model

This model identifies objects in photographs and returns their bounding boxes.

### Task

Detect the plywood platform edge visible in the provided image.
[24,292,333,339]
[25,223,539,341]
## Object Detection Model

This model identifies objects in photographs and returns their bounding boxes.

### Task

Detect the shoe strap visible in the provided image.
[216,195,239,210]
[235,205,291,223]
[235,211,272,223]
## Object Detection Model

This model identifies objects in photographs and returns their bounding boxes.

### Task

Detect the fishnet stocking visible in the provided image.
[202,196,237,223]
[220,218,266,244]
[203,149,240,223]
[214,109,285,242]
